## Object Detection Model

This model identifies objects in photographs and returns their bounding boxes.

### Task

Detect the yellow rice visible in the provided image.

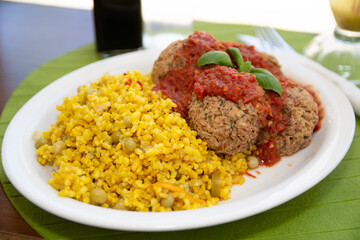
[36,70,253,211]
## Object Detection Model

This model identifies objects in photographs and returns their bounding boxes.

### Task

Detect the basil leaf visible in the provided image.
[227,47,243,69]
[251,68,282,96]
[197,51,233,68]
[239,61,252,73]
[251,68,274,75]
[197,51,283,96]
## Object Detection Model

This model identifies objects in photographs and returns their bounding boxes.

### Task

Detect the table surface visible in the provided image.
[1,2,359,240]
[0,2,94,239]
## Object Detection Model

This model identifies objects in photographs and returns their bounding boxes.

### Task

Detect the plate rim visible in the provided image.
[1,49,356,231]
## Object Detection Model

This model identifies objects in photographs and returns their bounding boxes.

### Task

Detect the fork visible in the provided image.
[253,26,360,116]
[254,27,295,54]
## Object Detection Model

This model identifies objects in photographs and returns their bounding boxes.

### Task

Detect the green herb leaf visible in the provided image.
[239,61,252,73]
[197,51,233,68]
[250,68,274,75]
[251,68,283,96]
[196,51,282,96]
[227,47,243,69]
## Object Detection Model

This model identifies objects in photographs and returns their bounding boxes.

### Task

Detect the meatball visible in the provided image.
[260,52,282,70]
[257,85,319,156]
[151,40,186,83]
[188,95,262,155]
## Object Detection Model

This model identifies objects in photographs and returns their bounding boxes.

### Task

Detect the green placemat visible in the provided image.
[1,22,360,240]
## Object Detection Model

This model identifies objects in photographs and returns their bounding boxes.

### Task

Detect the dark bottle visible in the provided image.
[93,0,142,55]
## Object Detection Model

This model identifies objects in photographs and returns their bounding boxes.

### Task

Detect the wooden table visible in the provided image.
[0,2,94,239]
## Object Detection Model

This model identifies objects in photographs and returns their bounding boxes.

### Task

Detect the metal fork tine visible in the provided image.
[254,28,274,53]
[266,28,294,51]
[254,26,296,53]
[259,27,280,48]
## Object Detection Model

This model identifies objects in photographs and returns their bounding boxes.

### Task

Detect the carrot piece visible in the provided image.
[245,172,256,178]
[152,182,205,204]
[125,79,132,85]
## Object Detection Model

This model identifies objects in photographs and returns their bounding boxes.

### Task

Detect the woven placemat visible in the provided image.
[1,22,359,240]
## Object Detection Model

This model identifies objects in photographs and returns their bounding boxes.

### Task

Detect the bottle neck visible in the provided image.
[334,25,360,42]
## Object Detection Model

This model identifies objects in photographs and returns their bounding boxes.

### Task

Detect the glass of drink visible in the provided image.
[141,0,193,50]
[93,0,143,57]
[304,0,360,85]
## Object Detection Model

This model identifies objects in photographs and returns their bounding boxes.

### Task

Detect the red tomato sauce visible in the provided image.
[153,31,295,129]
[256,139,281,166]
[193,66,263,103]
[152,31,322,166]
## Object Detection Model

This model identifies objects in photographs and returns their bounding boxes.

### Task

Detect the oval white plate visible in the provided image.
[2,49,355,231]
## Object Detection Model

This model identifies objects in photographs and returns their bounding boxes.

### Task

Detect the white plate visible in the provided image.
[2,49,355,231]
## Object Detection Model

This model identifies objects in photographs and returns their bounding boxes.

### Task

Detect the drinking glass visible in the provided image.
[93,0,143,57]
[141,0,193,50]
[304,0,360,85]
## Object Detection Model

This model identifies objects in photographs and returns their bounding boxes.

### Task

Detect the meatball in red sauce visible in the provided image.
[152,31,322,165]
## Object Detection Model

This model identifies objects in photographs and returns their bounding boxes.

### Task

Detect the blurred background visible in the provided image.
[0,0,338,111]
[4,0,336,33]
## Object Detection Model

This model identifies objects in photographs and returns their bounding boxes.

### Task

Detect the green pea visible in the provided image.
[111,131,122,145]
[53,141,66,155]
[123,116,132,128]
[123,137,136,152]
[35,137,49,149]
[90,188,107,204]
